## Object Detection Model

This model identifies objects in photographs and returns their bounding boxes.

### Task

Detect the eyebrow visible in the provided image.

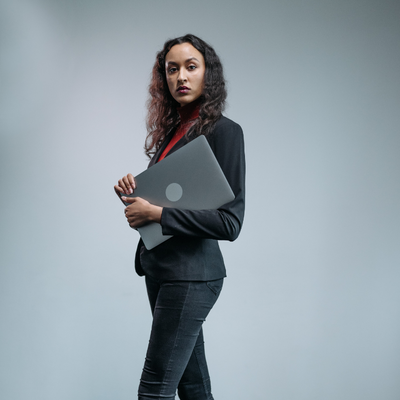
[166,57,201,65]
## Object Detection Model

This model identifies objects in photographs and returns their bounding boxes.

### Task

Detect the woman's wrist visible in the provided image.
[149,205,163,224]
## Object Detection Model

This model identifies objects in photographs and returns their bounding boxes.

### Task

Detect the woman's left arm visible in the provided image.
[160,119,245,241]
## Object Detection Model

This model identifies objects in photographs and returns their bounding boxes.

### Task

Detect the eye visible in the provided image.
[188,65,197,70]
[167,67,177,74]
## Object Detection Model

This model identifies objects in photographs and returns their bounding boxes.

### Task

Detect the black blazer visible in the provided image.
[135,116,245,281]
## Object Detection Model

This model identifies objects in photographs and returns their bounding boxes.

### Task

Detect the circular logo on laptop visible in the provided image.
[165,183,183,202]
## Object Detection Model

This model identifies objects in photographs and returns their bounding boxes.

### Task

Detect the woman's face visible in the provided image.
[165,43,205,107]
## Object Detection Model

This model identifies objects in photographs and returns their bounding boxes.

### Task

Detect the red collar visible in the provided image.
[177,98,201,124]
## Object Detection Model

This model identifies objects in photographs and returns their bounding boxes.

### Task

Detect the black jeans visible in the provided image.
[138,275,223,400]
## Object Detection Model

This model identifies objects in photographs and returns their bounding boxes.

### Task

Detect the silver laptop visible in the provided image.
[119,135,235,249]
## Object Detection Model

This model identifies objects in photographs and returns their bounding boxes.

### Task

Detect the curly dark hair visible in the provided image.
[144,34,227,158]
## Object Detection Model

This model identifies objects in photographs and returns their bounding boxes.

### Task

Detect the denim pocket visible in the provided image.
[206,278,224,296]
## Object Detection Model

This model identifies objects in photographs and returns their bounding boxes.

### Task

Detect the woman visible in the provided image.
[114,34,245,400]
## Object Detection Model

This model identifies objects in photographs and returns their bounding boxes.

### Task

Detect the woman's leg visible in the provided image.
[177,328,212,400]
[138,277,223,400]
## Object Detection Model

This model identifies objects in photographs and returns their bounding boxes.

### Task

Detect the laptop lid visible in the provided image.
[119,135,235,249]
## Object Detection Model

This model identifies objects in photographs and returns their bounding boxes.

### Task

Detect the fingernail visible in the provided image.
[122,196,127,200]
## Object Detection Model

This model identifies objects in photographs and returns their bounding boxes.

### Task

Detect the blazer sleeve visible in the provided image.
[160,118,245,241]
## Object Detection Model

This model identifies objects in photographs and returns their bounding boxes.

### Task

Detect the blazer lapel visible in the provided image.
[148,132,174,168]
[163,134,189,157]
[148,130,192,167]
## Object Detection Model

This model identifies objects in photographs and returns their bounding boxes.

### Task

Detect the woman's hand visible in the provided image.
[122,196,163,229]
[114,173,162,228]
[114,173,136,195]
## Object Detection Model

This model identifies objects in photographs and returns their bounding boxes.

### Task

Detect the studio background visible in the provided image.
[1,0,399,399]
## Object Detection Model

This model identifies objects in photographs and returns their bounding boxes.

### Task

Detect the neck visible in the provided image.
[177,98,201,124]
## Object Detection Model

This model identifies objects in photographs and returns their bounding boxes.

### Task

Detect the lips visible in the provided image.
[177,86,190,93]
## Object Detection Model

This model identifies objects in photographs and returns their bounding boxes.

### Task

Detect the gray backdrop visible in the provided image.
[1,0,399,399]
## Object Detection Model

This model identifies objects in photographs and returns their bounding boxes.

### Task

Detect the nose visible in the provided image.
[178,68,187,83]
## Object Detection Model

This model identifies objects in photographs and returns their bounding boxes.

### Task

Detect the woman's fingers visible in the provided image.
[124,203,138,228]
[127,173,136,190]
[116,174,136,194]
[122,174,135,194]
[117,178,128,194]
[123,197,155,229]
[114,184,124,194]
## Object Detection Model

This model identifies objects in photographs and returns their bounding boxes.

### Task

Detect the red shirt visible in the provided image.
[158,100,200,162]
